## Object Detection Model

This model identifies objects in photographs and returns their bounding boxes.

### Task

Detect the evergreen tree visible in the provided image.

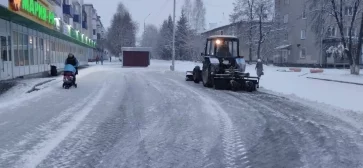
[156,16,173,60]
[106,2,137,56]
[176,10,190,60]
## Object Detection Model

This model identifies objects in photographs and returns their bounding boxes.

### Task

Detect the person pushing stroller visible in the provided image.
[63,53,79,88]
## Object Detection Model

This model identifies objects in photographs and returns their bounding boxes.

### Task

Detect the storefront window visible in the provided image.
[33,36,37,65]
[17,33,24,66]
[40,38,44,64]
[29,36,34,65]
[24,34,29,65]
[13,31,19,66]
[1,36,7,62]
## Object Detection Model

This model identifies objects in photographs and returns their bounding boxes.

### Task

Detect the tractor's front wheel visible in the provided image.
[193,66,201,83]
[202,65,213,87]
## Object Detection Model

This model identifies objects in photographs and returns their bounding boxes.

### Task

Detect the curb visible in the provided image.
[0,81,16,96]
[306,77,363,86]
[27,79,56,93]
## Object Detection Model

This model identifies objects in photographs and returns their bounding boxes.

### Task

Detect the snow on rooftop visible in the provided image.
[208,35,238,39]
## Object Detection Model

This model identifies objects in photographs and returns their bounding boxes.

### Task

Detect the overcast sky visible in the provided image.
[84,0,234,35]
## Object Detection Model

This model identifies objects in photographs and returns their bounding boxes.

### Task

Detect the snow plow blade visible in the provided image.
[185,71,193,81]
[213,72,259,92]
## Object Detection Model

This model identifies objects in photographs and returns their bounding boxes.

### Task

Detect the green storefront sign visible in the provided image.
[20,0,95,47]
[21,0,55,25]
[69,27,96,47]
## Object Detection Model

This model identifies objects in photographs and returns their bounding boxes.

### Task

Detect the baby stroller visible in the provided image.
[63,64,77,89]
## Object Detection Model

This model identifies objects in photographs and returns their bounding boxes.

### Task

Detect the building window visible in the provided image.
[282,50,288,63]
[300,48,306,59]
[283,14,289,23]
[93,29,96,35]
[301,29,306,39]
[284,33,288,41]
[327,27,336,37]
[345,7,353,16]
[302,10,306,19]
[345,27,356,37]
[284,0,289,5]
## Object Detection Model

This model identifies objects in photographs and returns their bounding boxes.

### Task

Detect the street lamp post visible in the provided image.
[171,0,176,71]
[144,13,151,35]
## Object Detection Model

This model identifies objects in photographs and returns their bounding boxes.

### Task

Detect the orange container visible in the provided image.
[289,68,302,72]
[310,69,324,73]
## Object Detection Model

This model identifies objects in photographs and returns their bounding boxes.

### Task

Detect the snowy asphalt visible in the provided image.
[0,63,363,168]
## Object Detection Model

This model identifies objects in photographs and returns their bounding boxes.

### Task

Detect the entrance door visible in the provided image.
[0,35,12,80]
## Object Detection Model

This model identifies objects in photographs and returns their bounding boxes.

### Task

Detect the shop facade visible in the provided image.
[0,0,95,81]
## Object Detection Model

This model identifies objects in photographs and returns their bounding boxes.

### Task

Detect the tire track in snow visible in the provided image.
[0,86,101,166]
[12,82,109,168]
[166,78,250,168]
[228,91,363,168]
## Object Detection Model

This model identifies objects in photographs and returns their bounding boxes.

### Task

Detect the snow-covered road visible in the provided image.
[0,63,362,168]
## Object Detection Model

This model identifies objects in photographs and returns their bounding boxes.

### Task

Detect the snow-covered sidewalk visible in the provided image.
[305,69,363,85]
[150,60,363,113]
[0,63,118,109]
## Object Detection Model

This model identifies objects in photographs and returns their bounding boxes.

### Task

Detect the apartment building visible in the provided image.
[275,0,363,67]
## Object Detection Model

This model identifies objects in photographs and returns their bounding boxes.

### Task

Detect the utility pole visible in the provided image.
[171,0,176,71]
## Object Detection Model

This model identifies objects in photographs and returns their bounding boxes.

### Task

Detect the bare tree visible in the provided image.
[308,0,362,74]
[230,0,256,63]
[255,0,273,59]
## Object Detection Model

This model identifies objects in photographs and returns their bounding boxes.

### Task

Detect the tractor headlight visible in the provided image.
[222,60,230,65]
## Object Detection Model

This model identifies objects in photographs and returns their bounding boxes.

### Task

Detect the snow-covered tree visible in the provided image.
[230,0,277,62]
[156,16,173,60]
[141,24,159,59]
[191,0,206,33]
[326,43,346,67]
[255,0,274,59]
[308,0,363,74]
[176,10,190,60]
[106,3,137,56]
[182,0,193,28]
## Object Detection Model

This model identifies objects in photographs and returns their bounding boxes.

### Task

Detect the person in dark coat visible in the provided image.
[65,53,79,83]
[255,59,264,77]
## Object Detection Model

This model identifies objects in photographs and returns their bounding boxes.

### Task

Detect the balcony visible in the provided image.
[82,21,88,29]
[73,14,80,22]
[63,4,73,16]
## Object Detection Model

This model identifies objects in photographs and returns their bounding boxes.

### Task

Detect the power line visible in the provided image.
[151,0,171,21]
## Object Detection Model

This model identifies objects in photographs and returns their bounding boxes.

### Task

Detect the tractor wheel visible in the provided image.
[246,81,254,92]
[193,66,201,83]
[202,65,213,87]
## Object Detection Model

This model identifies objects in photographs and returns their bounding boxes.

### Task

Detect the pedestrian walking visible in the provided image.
[255,59,264,78]
[96,55,99,64]
[109,56,111,62]
[100,55,104,65]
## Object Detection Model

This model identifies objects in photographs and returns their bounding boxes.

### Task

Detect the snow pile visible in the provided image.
[150,60,363,113]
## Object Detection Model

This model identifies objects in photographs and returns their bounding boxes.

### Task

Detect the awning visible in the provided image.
[275,44,291,50]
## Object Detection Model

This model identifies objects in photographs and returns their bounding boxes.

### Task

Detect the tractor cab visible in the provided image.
[201,35,245,72]
[202,35,240,58]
